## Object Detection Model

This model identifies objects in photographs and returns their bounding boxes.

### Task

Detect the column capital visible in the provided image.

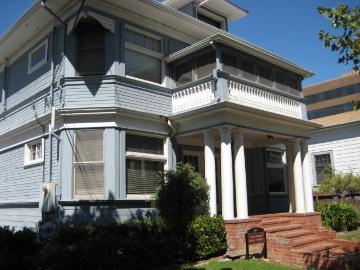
[202,128,216,137]
[233,127,245,135]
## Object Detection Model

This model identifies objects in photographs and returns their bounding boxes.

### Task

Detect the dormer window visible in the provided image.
[75,18,106,76]
[197,13,221,28]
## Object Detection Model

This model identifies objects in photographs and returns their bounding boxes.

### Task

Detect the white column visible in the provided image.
[220,126,234,219]
[293,139,306,213]
[234,128,248,219]
[301,140,314,212]
[286,142,296,212]
[203,130,217,216]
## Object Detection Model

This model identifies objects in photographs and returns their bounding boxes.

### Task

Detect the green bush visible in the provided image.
[0,226,40,270]
[318,173,360,195]
[186,215,228,261]
[321,202,359,232]
[152,164,210,235]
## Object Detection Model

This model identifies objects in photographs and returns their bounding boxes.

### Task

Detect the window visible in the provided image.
[195,51,215,80]
[274,70,288,91]
[197,13,221,28]
[28,40,48,74]
[175,60,193,86]
[241,58,256,81]
[126,134,165,196]
[258,64,273,87]
[314,153,332,184]
[265,149,286,193]
[75,18,106,76]
[222,51,239,76]
[125,27,163,84]
[288,75,300,90]
[73,130,104,199]
[24,139,44,166]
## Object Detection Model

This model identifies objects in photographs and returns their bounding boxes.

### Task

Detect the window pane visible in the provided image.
[126,134,163,155]
[74,163,104,198]
[222,52,238,76]
[315,154,332,183]
[175,60,193,86]
[125,29,161,53]
[195,52,215,79]
[258,65,273,87]
[127,159,163,194]
[241,58,256,81]
[267,168,285,192]
[31,44,46,68]
[74,130,103,162]
[75,18,105,75]
[125,49,162,83]
[288,76,299,90]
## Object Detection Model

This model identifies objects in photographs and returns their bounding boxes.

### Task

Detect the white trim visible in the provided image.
[27,39,48,74]
[63,122,117,129]
[126,151,167,162]
[126,194,152,200]
[23,138,45,167]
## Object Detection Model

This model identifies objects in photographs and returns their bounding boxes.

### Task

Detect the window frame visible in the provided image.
[24,138,44,167]
[125,132,166,200]
[312,151,334,186]
[124,25,164,86]
[72,129,105,200]
[27,39,48,74]
[265,148,287,195]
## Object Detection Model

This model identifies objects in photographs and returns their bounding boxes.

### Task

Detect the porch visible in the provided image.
[174,121,315,220]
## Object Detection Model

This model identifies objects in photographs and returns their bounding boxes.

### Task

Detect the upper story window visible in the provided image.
[174,50,215,87]
[75,18,106,76]
[28,40,48,74]
[125,26,163,84]
[241,57,256,82]
[258,64,273,87]
[197,13,221,29]
[24,139,44,167]
[222,51,239,76]
[73,129,104,199]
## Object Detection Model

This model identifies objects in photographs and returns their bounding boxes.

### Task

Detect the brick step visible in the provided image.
[264,223,303,233]
[279,229,314,238]
[291,234,326,247]
[291,241,339,254]
[261,218,291,226]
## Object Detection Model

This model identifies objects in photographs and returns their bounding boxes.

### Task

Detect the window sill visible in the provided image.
[126,194,152,200]
[125,75,163,87]
[24,159,44,168]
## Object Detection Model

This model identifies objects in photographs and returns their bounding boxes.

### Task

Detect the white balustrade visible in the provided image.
[228,80,302,119]
[172,80,215,113]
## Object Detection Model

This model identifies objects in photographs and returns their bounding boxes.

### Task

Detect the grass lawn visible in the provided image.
[182,259,300,270]
[336,230,360,242]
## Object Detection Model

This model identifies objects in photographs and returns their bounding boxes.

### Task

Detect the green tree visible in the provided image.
[318,4,359,70]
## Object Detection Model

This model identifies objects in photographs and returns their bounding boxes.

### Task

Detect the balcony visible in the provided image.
[172,73,306,120]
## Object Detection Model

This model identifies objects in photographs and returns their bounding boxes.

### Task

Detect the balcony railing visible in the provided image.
[172,79,216,113]
[172,75,305,120]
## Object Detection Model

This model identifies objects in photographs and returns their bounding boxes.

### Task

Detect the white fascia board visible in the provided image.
[165,33,314,78]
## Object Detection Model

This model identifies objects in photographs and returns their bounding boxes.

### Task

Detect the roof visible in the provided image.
[165,33,314,78]
[311,110,360,127]
[161,0,248,22]
[0,0,312,79]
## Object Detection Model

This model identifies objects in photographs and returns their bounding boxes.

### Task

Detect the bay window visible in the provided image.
[126,134,165,196]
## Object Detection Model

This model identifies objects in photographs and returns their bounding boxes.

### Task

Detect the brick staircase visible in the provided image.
[225,213,360,270]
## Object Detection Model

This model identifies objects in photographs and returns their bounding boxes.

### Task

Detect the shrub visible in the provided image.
[318,173,360,195]
[0,226,40,270]
[321,202,359,232]
[186,215,228,261]
[152,164,210,235]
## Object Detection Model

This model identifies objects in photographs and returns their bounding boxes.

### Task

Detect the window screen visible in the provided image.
[314,153,332,184]
[126,134,163,155]
[241,58,256,81]
[274,70,288,91]
[73,130,104,199]
[222,52,239,76]
[75,18,106,76]
[258,65,273,87]
[195,51,215,79]
[175,60,193,86]
[288,76,299,90]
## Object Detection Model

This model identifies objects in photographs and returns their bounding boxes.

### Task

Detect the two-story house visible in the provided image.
[0,0,319,230]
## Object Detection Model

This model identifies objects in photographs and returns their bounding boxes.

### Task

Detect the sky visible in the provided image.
[0,0,358,86]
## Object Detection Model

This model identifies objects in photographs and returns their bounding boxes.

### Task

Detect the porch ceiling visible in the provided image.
[169,101,322,139]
